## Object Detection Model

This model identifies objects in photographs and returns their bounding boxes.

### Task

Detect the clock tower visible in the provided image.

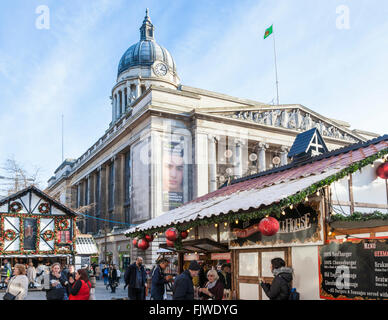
[111,9,181,124]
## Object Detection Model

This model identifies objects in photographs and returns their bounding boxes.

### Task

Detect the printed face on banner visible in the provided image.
[162,139,185,211]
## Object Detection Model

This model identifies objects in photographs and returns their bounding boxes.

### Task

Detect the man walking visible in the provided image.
[125,257,147,300]
[151,258,173,300]
[173,261,200,300]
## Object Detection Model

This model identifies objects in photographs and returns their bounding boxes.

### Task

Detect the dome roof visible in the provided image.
[117,10,177,77]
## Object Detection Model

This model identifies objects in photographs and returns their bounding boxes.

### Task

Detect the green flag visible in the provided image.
[264,25,273,39]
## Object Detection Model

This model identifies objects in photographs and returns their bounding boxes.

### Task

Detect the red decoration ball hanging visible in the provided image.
[165,227,178,241]
[180,231,188,240]
[132,238,138,247]
[137,238,150,251]
[376,162,388,179]
[259,217,280,236]
[145,234,154,242]
[166,239,175,247]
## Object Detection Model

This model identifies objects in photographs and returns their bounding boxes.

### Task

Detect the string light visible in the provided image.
[316,190,320,196]
[214,223,218,228]
[224,222,228,227]
[281,210,286,216]
[235,220,239,224]
[305,196,309,202]
[289,204,293,210]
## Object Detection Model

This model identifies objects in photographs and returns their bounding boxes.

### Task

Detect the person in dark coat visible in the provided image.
[124,257,147,300]
[108,265,118,293]
[199,269,224,300]
[217,263,232,290]
[260,257,293,300]
[151,258,173,300]
[173,260,200,300]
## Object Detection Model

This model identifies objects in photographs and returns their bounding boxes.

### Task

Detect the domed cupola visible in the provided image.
[117,9,179,83]
[111,10,180,124]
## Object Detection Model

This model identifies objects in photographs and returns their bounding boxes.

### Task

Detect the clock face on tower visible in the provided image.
[154,63,168,76]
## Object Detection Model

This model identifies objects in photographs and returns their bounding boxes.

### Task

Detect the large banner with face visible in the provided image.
[161,120,191,212]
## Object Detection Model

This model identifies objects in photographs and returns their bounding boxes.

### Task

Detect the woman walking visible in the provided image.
[198,269,224,300]
[46,263,69,300]
[3,264,29,300]
[68,269,91,300]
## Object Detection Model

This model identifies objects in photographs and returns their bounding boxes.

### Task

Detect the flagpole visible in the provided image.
[272,30,280,105]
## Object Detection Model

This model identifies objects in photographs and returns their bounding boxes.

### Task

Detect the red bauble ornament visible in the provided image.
[259,217,280,236]
[137,238,150,251]
[132,238,138,247]
[166,239,175,247]
[165,228,178,241]
[145,234,154,242]
[180,231,188,240]
[376,162,388,179]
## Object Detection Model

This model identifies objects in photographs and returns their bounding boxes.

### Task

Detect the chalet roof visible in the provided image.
[0,185,77,216]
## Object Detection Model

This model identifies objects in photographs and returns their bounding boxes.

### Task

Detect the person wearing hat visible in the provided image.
[173,261,200,300]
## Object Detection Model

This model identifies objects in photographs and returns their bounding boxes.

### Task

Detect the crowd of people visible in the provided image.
[1,259,98,300]
[2,256,293,301]
[121,257,234,301]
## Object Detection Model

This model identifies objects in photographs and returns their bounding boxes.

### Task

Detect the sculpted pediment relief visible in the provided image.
[214,107,361,143]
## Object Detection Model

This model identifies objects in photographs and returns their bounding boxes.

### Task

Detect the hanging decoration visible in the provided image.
[58,219,70,231]
[38,203,50,214]
[145,234,154,242]
[4,229,16,241]
[180,231,188,240]
[137,238,149,251]
[258,217,280,236]
[376,162,388,179]
[165,228,178,241]
[166,239,175,247]
[10,201,22,213]
[42,230,55,242]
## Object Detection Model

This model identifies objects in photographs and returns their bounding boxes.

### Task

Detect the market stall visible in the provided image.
[126,131,388,300]
[0,186,77,277]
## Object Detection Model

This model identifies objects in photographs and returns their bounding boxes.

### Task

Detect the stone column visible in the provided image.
[257,142,269,172]
[134,79,141,99]
[208,135,218,192]
[234,139,243,178]
[114,153,125,224]
[100,164,108,230]
[110,96,114,123]
[280,146,289,166]
[194,131,209,198]
[115,94,120,120]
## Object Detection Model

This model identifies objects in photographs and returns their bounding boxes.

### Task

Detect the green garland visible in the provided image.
[127,148,388,246]
[330,211,388,222]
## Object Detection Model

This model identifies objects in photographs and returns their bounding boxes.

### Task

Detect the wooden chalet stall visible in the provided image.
[126,131,388,300]
[0,186,77,270]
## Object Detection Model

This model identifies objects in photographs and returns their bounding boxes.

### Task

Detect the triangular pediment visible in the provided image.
[201,105,364,143]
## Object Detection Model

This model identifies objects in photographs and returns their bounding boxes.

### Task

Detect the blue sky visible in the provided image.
[0,0,387,190]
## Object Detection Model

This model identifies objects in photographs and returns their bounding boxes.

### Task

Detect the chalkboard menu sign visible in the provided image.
[319,239,388,300]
